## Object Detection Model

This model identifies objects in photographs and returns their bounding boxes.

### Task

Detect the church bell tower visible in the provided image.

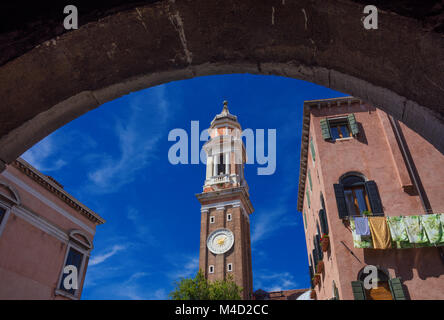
[196,101,254,300]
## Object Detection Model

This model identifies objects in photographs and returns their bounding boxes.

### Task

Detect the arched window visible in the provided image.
[352,266,407,300]
[333,173,383,219]
[56,230,93,299]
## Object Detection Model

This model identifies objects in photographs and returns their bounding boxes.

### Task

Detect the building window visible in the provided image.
[319,209,328,235]
[209,265,214,274]
[334,173,384,219]
[320,114,359,141]
[332,281,340,300]
[227,213,232,221]
[319,193,328,234]
[58,246,84,296]
[0,207,6,226]
[227,263,233,272]
[310,138,316,162]
[0,205,11,238]
[329,118,352,140]
[306,190,311,208]
[352,267,407,300]
[307,170,313,191]
[217,154,225,175]
[210,216,215,224]
[56,230,92,299]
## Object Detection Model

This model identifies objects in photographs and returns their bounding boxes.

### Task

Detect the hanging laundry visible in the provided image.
[354,217,370,236]
[402,215,429,244]
[387,216,412,249]
[350,219,372,249]
[386,216,409,242]
[420,214,443,244]
[368,217,392,249]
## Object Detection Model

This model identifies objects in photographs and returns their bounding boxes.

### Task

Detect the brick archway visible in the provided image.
[1,0,443,170]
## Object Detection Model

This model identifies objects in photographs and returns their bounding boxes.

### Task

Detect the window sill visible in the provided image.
[334,137,354,142]
[54,289,79,300]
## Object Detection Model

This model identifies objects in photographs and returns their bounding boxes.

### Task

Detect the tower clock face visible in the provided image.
[207,228,234,254]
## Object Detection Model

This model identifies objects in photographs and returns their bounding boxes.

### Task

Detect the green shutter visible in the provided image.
[306,190,311,208]
[348,113,359,136]
[351,281,366,300]
[315,234,323,260]
[312,249,318,270]
[320,118,331,140]
[309,265,314,289]
[308,170,313,191]
[319,209,329,235]
[333,281,340,300]
[310,138,316,162]
[303,210,307,229]
[389,278,406,300]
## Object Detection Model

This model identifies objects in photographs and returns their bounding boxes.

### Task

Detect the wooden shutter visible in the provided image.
[308,170,313,191]
[333,281,340,300]
[388,278,406,300]
[320,118,331,140]
[310,138,316,161]
[315,234,323,260]
[309,264,314,289]
[319,209,329,234]
[333,184,349,219]
[348,113,359,136]
[306,190,311,208]
[312,249,318,270]
[351,281,366,300]
[365,180,384,215]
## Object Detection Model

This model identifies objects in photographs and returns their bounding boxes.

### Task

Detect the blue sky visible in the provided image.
[22,74,346,299]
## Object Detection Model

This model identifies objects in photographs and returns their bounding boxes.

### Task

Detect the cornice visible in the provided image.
[196,186,254,214]
[11,158,105,225]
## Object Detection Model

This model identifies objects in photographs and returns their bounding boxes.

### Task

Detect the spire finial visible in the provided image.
[222,100,229,115]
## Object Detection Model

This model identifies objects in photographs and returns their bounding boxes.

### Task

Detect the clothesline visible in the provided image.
[347,210,444,218]
[350,213,444,249]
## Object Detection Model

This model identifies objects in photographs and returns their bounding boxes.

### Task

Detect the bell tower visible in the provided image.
[196,101,254,300]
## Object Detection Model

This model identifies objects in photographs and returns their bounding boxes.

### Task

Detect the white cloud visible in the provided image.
[89,244,126,266]
[87,271,167,300]
[255,271,299,292]
[21,134,67,172]
[126,207,157,245]
[21,129,98,175]
[251,204,298,245]
[86,86,170,194]
[168,255,199,280]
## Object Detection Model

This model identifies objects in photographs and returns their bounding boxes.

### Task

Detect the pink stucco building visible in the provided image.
[0,158,104,299]
[298,96,444,300]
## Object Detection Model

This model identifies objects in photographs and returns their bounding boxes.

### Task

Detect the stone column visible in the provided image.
[225,152,230,175]
[213,155,218,177]
[206,156,213,179]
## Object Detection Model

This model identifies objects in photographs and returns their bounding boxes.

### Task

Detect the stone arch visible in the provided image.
[0,0,443,170]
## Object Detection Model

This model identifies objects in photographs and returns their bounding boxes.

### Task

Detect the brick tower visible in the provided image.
[196,101,254,300]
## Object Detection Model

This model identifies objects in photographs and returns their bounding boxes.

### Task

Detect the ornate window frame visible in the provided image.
[55,230,92,300]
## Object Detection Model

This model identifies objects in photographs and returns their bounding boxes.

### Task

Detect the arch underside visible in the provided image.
[0,0,443,170]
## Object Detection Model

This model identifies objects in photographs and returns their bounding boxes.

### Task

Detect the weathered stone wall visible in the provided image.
[0,0,443,169]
